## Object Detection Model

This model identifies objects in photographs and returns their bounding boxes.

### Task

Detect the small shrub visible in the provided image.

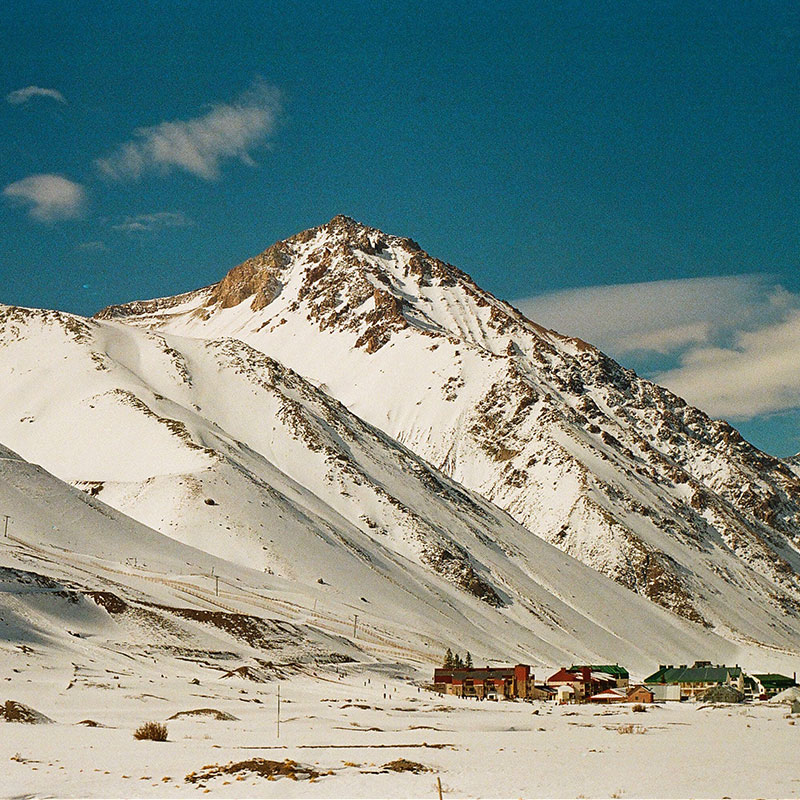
[617,723,646,735]
[134,721,168,741]
[631,703,646,713]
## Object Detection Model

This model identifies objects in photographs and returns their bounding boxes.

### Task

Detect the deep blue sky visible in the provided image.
[2,1,800,454]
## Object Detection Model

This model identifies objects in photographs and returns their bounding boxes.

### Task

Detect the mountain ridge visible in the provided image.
[88,216,800,637]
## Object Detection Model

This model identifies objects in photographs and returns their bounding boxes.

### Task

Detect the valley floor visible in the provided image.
[1,659,799,799]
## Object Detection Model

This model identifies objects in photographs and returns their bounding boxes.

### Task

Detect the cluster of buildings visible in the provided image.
[432,659,798,704]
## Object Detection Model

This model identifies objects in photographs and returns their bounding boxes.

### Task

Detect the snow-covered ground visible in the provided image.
[2,656,799,799]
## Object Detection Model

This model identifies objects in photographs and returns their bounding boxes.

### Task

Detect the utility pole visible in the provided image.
[276,684,281,739]
[353,613,358,639]
[2,515,9,538]
[215,575,219,596]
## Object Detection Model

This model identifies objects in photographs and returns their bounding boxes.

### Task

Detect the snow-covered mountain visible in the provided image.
[0,313,771,674]
[92,215,800,639]
[3,215,800,673]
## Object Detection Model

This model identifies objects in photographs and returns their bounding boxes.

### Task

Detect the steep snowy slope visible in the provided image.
[0,440,367,675]
[95,216,800,633]
[0,307,793,673]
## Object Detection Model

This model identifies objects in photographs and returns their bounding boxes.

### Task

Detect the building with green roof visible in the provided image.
[752,673,797,698]
[644,661,744,700]
[569,664,629,679]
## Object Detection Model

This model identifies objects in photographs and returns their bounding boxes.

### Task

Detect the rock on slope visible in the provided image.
[0,307,793,673]
[95,215,800,638]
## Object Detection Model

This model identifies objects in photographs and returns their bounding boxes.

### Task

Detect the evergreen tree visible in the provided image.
[443,648,454,669]
[465,651,473,669]
[453,653,464,669]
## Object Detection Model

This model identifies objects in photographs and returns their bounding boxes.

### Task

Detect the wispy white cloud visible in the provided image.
[6,85,66,105]
[112,211,193,233]
[77,240,107,252]
[2,174,85,221]
[656,312,800,419]
[515,275,800,420]
[95,79,281,181]
[516,275,792,355]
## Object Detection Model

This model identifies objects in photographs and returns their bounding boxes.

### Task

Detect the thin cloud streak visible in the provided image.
[112,211,193,233]
[515,275,800,420]
[516,275,791,355]
[2,174,85,221]
[6,85,66,105]
[77,241,107,252]
[95,79,281,181]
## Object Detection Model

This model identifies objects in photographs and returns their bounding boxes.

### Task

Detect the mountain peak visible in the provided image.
[81,216,800,645]
[95,215,541,354]
[196,216,456,334]
[325,213,365,231]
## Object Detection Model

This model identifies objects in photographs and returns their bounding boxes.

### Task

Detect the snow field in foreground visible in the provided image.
[1,663,799,799]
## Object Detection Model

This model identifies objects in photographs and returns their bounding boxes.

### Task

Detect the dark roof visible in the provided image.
[753,673,797,689]
[644,664,742,685]
[570,664,630,678]
[547,668,581,683]
[434,667,515,681]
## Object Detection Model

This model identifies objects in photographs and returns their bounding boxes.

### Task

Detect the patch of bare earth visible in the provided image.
[185,758,321,784]
[167,708,238,721]
[381,759,432,773]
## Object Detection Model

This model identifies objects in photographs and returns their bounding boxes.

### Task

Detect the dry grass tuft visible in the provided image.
[133,721,168,741]
[382,758,431,773]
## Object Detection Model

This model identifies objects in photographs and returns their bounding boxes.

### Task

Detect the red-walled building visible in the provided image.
[546,666,619,703]
[433,664,533,699]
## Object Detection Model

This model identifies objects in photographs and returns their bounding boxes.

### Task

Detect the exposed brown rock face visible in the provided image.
[206,241,291,311]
